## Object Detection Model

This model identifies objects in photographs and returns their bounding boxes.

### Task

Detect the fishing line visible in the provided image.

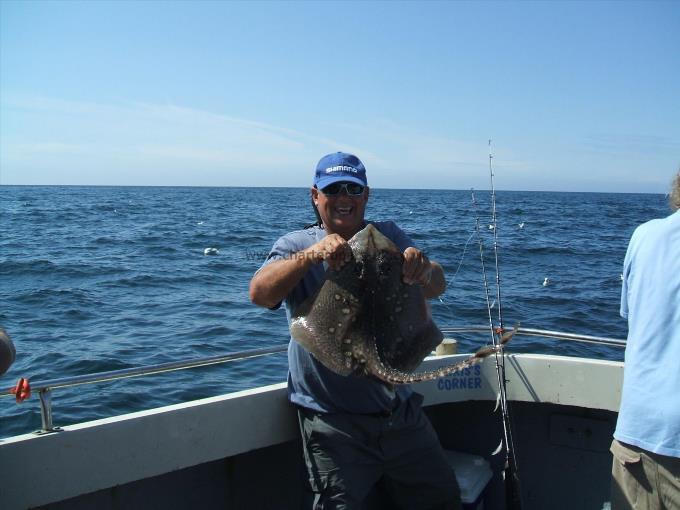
[446,229,477,287]
[434,228,480,322]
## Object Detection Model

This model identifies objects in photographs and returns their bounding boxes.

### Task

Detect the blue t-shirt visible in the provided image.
[614,210,680,457]
[259,221,417,414]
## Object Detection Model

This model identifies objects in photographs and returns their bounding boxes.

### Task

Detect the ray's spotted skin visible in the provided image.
[290,224,517,384]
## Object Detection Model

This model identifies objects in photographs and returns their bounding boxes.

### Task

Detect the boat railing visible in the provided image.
[1,345,288,434]
[1,327,625,435]
[440,326,627,348]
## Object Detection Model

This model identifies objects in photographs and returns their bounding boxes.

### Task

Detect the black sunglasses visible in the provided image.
[320,182,365,196]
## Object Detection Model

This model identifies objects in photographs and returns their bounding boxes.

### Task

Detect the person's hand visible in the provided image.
[309,234,352,271]
[402,247,433,286]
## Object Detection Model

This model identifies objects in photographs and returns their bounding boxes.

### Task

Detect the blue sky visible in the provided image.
[1,1,678,192]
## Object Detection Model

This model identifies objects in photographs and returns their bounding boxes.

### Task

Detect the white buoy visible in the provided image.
[543,277,550,286]
[204,247,219,256]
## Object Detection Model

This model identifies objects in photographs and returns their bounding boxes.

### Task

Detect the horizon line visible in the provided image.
[0,183,666,195]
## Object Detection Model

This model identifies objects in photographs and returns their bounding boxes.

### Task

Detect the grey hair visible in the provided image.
[671,169,680,211]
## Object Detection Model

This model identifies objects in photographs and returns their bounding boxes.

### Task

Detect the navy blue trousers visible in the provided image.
[298,393,462,510]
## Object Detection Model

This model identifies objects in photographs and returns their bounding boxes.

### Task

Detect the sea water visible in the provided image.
[0,186,669,438]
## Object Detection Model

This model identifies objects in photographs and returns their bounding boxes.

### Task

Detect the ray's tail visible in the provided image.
[367,325,519,385]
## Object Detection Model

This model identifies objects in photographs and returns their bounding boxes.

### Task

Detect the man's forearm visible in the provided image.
[249,234,353,309]
[249,252,315,308]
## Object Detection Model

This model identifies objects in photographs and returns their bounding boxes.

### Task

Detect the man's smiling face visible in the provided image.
[311,182,369,240]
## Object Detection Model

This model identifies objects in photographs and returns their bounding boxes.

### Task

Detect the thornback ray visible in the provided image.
[289,224,517,384]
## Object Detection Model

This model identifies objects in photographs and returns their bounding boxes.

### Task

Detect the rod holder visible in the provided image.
[436,338,458,356]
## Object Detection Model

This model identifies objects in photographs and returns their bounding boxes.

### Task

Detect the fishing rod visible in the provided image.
[487,139,523,509]
[470,190,497,354]
[488,140,504,332]
[470,187,518,506]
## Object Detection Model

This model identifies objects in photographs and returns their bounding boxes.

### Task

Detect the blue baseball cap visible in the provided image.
[313,152,368,190]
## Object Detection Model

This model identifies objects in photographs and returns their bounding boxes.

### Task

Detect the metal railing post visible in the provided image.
[38,387,60,434]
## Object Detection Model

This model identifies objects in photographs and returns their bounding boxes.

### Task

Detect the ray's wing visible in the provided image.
[290,258,364,376]
[371,249,443,372]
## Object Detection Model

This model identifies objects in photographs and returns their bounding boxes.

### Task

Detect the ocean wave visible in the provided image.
[0,259,57,275]
[13,287,94,304]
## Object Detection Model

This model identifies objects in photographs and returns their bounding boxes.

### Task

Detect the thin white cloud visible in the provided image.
[7,141,92,155]
[1,95,675,191]
[326,119,530,189]
[2,95,498,187]
[582,133,679,155]
[1,95,352,185]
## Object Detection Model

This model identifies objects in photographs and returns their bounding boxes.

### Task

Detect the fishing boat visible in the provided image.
[2,144,634,509]
[0,326,623,510]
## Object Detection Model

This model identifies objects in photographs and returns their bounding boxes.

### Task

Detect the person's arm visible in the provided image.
[402,247,446,299]
[249,234,351,309]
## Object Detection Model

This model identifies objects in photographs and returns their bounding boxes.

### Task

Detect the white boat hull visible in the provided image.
[0,353,623,510]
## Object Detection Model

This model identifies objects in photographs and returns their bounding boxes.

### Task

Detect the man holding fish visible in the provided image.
[250,152,461,509]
